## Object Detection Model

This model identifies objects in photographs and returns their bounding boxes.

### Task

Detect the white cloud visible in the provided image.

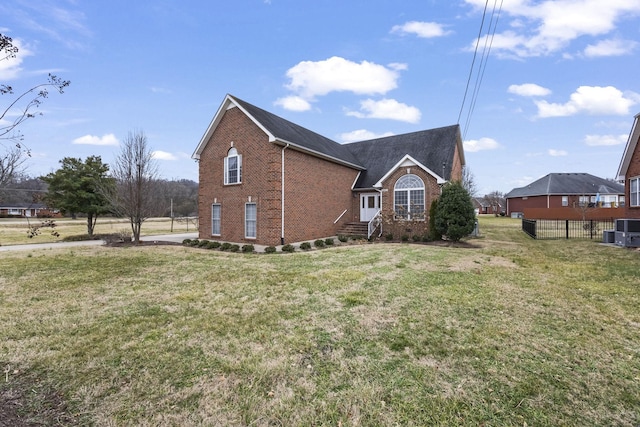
[346,99,421,123]
[152,150,178,160]
[464,0,640,58]
[535,86,638,117]
[274,96,311,112]
[584,134,627,146]
[390,21,452,38]
[72,133,119,146]
[339,129,395,143]
[0,38,32,80]
[464,137,500,152]
[283,56,404,100]
[548,149,568,156]
[584,38,638,57]
[508,83,551,97]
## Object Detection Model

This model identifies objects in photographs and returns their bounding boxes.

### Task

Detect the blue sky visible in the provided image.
[1,0,639,195]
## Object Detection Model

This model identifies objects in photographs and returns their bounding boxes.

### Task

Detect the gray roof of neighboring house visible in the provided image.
[505,173,625,198]
[344,125,462,189]
[231,96,364,169]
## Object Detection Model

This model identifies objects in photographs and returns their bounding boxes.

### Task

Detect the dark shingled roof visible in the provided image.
[506,173,624,198]
[231,96,364,169]
[344,125,462,189]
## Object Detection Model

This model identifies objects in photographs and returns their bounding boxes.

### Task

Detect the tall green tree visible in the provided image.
[434,181,476,242]
[41,156,113,236]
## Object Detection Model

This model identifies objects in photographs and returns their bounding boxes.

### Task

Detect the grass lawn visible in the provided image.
[0,216,638,426]
[0,217,197,246]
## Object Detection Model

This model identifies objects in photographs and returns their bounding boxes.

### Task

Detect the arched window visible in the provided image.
[394,174,425,219]
[224,147,242,184]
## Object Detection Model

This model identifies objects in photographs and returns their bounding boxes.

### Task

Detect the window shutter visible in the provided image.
[237,154,242,183]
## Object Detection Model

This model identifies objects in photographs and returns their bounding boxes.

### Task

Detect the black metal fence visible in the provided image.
[522,219,616,240]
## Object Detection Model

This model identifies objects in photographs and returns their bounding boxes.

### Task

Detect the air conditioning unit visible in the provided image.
[614,219,640,247]
[602,230,615,244]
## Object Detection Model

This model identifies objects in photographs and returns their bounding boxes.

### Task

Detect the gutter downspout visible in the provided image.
[281,144,289,245]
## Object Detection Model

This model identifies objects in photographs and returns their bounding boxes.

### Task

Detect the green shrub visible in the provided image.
[314,239,325,248]
[229,244,240,252]
[198,240,210,247]
[220,242,232,251]
[189,239,200,247]
[324,238,334,245]
[412,234,421,242]
[206,241,220,249]
[281,244,295,253]
[300,242,312,250]
[429,199,443,241]
[434,181,475,242]
[401,235,409,242]
[338,235,348,242]
[385,233,394,241]
[241,244,254,253]
[182,238,192,245]
[264,246,276,254]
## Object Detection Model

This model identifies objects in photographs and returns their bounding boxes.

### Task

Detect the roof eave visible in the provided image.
[272,138,365,170]
[616,113,640,181]
[373,154,446,188]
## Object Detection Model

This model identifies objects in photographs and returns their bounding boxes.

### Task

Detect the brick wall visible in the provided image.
[197,106,359,246]
[375,167,441,239]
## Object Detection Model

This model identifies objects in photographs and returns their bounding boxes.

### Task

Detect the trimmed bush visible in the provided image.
[314,239,325,248]
[324,238,334,246]
[412,234,421,242]
[264,246,276,254]
[300,242,312,250]
[182,238,192,245]
[198,240,210,247]
[281,244,295,253]
[401,235,409,242]
[229,244,240,252]
[338,235,348,242]
[220,242,232,251]
[385,233,394,241]
[206,241,221,249]
[189,239,200,247]
[241,244,254,253]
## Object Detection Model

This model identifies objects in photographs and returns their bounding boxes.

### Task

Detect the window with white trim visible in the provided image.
[211,203,221,236]
[245,203,256,238]
[631,177,640,207]
[224,147,242,185]
[394,174,425,219]
[562,196,568,207]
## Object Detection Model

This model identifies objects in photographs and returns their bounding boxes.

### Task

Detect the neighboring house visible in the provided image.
[473,196,503,215]
[616,113,640,219]
[505,173,625,219]
[0,203,55,218]
[472,197,491,214]
[192,94,465,246]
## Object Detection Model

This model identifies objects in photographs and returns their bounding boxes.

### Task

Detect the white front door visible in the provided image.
[360,193,380,222]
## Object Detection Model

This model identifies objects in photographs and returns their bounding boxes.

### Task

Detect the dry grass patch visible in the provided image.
[0,216,638,426]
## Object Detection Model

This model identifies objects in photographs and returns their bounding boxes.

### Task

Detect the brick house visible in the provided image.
[192,94,465,246]
[616,113,640,219]
[505,173,625,219]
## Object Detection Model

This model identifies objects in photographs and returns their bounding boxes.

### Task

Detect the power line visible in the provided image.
[457,0,490,126]
[458,0,504,140]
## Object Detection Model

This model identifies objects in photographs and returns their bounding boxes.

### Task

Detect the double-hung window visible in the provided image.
[631,177,640,207]
[211,204,221,236]
[245,203,257,239]
[224,147,242,185]
[394,174,425,220]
